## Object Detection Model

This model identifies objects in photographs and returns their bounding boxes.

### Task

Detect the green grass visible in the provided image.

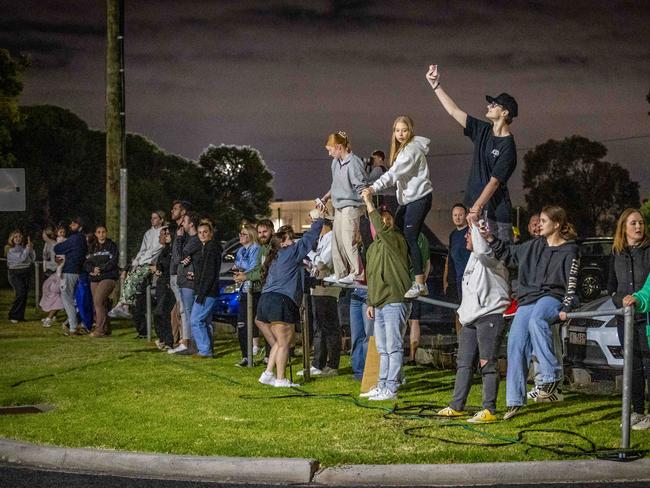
[0,289,648,466]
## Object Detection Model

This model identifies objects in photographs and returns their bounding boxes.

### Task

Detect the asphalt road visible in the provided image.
[2,464,650,488]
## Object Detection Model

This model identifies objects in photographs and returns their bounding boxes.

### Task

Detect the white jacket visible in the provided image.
[371,136,433,205]
[456,226,511,326]
[131,227,163,267]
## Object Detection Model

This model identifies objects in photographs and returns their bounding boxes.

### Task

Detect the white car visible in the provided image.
[563,296,623,374]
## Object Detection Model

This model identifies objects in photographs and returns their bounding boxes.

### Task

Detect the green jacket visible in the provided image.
[633,272,650,313]
[246,243,271,283]
[366,210,411,308]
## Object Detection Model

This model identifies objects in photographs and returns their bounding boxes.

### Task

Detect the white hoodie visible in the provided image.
[131,227,163,267]
[456,226,511,326]
[370,136,433,205]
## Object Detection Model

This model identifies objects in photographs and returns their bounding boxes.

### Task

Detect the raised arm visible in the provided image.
[425,65,467,128]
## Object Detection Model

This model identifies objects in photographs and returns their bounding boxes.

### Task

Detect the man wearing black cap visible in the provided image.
[425,65,518,241]
[54,216,88,335]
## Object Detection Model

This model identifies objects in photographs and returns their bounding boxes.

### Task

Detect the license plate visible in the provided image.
[569,331,586,346]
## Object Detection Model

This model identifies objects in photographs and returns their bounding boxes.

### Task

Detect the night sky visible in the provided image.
[4,0,650,207]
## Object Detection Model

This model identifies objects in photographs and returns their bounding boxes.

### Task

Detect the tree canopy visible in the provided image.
[0,49,29,167]
[522,135,640,237]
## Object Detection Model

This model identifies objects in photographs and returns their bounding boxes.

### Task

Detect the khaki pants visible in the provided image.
[332,206,364,280]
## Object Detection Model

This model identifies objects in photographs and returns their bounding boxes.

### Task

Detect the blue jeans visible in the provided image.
[180,287,196,340]
[506,296,562,407]
[191,297,216,357]
[374,302,411,393]
[350,288,374,380]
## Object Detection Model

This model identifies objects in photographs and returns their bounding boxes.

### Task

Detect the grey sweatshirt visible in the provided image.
[329,153,367,209]
[6,245,35,270]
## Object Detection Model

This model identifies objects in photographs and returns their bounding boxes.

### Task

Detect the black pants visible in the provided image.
[395,192,432,276]
[132,288,148,336]
[311,295,341,370]
[237,291,260,358]
[8,268,30,321]
[617,320,650,414]
[451,313,505,413]
[154,284,175,347]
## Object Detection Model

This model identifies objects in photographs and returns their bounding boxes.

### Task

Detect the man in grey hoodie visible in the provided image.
[437,225,510,423]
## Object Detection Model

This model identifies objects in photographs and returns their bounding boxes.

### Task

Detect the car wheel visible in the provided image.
[579,272,602,301]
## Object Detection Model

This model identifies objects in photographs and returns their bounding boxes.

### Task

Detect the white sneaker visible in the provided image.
[369,388,398,401]
[323,274,339,283]
[419,283,429,296]
[297,366,322,377]
[273,378,300,388]
[337,273,355,285]
[622,412,645,428]
[359,386,381,398]
[41,318,54,328]
[632,415,650,431]
[258,371,276,386]
[167,343,188,355]
[252,345,260,356]
[404,282,425,299]
[108,304,131,319]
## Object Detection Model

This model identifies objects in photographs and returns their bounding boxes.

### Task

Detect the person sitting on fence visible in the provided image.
[5,229,35,323]
[437,225,510,423]
[109,210,165,319]
[257,219,325,388]
[359,188,412,401]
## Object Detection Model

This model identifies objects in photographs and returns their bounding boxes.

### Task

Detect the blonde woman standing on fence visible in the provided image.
[5,230,35,323]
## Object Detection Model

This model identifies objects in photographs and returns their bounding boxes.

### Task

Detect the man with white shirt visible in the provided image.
[109,211,165,319]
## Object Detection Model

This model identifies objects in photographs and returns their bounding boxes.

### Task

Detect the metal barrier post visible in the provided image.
[246,289,253,368]
[146,283,152,342]
[302,292,311,381]
[620,305,634,453]
[34,263,40,311]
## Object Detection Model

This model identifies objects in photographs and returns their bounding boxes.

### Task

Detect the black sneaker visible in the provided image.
[503,406,521,420]
[235,358,248,367]
[537,380,561,399]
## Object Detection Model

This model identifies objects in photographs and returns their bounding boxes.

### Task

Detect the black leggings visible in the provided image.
[395,192,432,276]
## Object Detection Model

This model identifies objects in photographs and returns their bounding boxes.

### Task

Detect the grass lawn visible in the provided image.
[0,289,648,466]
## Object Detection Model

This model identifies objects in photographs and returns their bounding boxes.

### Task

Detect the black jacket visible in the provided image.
[170,226,184,277]
[490,236,580,312]
[156,244,173,287]
[194,239,223,304]
[607,243,650,322]
[177,234,202,289]
[54,231,88,274]
[84,239,119,282]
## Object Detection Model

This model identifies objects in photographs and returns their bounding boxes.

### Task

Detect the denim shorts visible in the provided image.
[256,292,300,324]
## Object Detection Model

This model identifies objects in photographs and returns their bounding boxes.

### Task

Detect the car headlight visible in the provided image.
[223,283,241,294]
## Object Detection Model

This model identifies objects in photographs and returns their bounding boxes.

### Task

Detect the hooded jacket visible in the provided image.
[457,227,511,325]
[490,236,580,312]
[607,242,650,324]
[83,239,119,282]
[371,136,433,205]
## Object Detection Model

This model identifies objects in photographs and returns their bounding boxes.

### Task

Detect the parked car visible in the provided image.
[562,296,622,376]
[576,237,613,302]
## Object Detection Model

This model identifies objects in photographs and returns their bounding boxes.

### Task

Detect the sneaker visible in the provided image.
[252,345,260,356]
[41,318,54,328]
[297,366,322,377]
[526,385,540,400]
[9,319,18,324]
[167,343,188,355]
[323,274,339,283]
[155,339,165,350]
[534,390,564,403]
[263,356,269,364]
[369,388,397,401]
[274,378,300,388]
[537,380,561,399]
[320,366,338,377]
[108,304,132,319]
[467,409,497,424]
[235,358,248,367]
[89,331,106,338]
[259,371,276,386]
[404,282,426,299]
[503,406,522,420]
[437,406,466,417]
[419,283,429,296]
[632,415,650,431]
[359,386,381,398]
[621,412,645,428]
[337,274,355,285]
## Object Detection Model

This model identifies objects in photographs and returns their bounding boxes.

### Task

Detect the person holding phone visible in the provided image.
[425,64,518,242]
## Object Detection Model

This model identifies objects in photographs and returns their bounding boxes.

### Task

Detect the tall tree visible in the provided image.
[0,49,29,167]
[522,135,640,236]
[197,144,274,238]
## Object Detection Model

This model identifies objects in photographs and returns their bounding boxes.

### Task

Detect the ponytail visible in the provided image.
[325,131,351,151]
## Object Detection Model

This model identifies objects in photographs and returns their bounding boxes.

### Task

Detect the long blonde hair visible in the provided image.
[388,115,415,167]
[612,208,649,253]
[4,230,22,256]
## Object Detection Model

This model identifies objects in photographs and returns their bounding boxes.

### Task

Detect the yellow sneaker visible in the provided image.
[467,409,497,424]
[437,406,466,417]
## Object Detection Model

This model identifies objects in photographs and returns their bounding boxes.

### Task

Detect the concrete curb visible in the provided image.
[0,438,317,484]
[313,458,650,486]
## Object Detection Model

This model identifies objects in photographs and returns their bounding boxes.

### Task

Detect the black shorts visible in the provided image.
[256,292,300,324]
[409,300,422,320]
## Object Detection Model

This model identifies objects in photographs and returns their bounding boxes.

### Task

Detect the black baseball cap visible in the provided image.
[486,93,518,119]
[71,216,86,228]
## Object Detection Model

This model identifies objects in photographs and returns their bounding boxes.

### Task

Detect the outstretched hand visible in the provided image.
[425,64,440,89]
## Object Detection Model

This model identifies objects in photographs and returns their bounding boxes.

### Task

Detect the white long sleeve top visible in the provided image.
[131,227,163,267]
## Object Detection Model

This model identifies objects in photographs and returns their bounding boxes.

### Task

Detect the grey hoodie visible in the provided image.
[329,152,367,209]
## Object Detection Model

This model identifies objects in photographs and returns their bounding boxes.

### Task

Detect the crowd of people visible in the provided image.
[3,65,649,428]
